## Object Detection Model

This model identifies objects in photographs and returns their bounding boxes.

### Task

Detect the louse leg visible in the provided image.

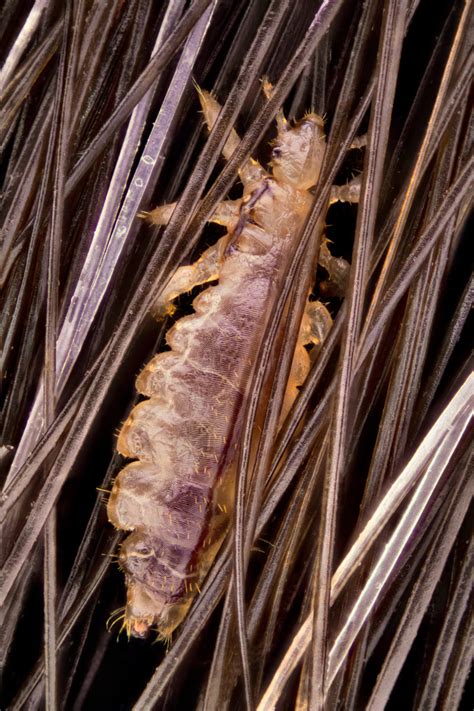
[300,300,334,349]
[287,175,360,364]
[282,300,333,420]
[319,174,361,296]
[142,197,242,228]
[318,240,351,298]
[329,174,361,205]
[350,134,367,149]
[152,233,230,318]
[196,85,268,192]
[145,198,242,317]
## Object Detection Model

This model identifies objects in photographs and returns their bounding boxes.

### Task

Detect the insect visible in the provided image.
[106,84,360,639]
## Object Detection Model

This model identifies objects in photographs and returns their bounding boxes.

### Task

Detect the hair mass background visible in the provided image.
[1,1,472,709]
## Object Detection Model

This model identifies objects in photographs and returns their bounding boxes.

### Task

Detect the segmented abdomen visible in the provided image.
[107,257,275,637]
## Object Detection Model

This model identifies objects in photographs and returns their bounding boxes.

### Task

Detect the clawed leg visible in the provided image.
[321,174,360,297]
[144,196,243,317]
[350,134,367,150]
[143,193,242,317]
[281,300,333,420]
[152,234,229,318]
[330,174,361,205]
[318,240,351,298]
[299,300,334,349]
[142,197,242,229]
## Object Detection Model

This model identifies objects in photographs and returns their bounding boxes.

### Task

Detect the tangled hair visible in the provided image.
[1,0,471,708]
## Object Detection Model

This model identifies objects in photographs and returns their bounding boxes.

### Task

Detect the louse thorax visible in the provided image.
[243,177,315,247]
[271,113,326,190]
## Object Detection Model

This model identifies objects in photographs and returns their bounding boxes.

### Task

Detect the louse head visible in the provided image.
[271,113,325,190]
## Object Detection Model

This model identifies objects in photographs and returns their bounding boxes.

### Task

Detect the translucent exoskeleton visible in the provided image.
[107,85,360,639]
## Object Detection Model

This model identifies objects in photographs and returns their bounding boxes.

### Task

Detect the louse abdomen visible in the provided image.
[108,385,240,637]
[108,270,275,637]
